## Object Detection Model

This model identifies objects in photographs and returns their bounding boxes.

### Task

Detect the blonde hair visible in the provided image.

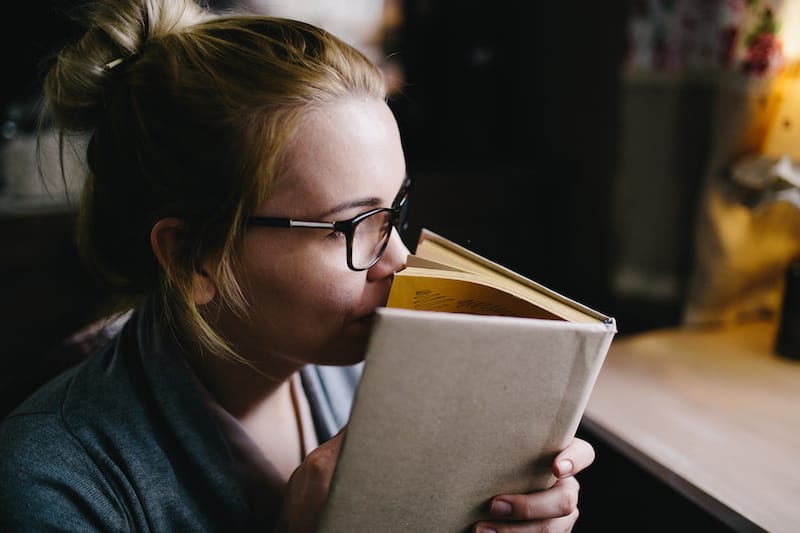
[43,0,386,360]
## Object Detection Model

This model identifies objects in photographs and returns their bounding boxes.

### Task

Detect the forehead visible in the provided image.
[263,97,407,216]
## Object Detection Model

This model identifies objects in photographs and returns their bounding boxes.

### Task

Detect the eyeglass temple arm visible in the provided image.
[247,217,336,229]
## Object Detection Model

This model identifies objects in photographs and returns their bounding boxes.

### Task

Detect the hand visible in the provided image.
[472,437,595,533]
[274,428,345,533]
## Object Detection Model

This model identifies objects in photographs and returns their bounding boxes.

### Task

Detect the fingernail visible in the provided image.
[557,459,573,477]
[490,499,512,516]
[476,527,497,533]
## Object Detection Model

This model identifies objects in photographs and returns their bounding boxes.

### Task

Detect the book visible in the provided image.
[317,229,617,532]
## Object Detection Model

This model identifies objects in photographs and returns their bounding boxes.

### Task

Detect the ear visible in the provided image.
[150,218,217,306]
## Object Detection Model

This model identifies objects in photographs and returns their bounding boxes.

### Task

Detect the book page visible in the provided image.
[405,254,464,272]
[413,231,607,324]
[388,270,562,320]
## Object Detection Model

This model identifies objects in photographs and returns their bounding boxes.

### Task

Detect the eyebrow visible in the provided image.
[318,197,382,219]
[317,176,409,219]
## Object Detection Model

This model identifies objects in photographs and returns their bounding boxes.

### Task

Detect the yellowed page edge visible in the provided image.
[416,229,610,324]
[388,270,563,320]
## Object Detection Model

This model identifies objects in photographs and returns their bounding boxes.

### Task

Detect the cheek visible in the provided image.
[279,272,354,312]
[228,236,380,364]
[241,239,361,324]
[245,263,369,362]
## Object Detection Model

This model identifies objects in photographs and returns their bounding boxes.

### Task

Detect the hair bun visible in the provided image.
[43,0,210,133]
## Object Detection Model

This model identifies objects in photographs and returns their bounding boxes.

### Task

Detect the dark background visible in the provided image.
[391,2,626,321]
[1,1,730,531]
[1,0,647,329]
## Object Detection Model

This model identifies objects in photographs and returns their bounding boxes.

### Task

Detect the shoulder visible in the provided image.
[1,304,252,531]
[0,398,129,530]
[0,329,140,530]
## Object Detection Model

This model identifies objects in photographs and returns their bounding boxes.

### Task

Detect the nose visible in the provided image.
[367,229,409,281]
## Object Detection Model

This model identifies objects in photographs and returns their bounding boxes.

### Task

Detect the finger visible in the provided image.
[487,477,579,521]
[300,430,346,483]
[325,427,346,451]
[309,424,347,460]
[473,507,580,533]
[278,431,347,533]
[554,437,595,478]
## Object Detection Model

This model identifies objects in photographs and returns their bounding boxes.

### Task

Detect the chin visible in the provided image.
[315,348,367,367]
[307,314,378,366]
[320,329,373,366]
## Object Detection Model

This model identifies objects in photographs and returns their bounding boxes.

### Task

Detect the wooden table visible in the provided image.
[583,320,800,533]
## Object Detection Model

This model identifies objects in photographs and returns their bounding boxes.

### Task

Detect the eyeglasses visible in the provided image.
[247,178,411,271]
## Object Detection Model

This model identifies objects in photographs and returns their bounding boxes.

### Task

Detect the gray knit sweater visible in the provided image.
[0,298,361,532]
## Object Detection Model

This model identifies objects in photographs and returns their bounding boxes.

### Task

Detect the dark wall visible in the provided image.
[0,212,112,418]
[390,1,628,317]
[2,2,641,353]
[1,2,635,403]
[1,2,82,117]
[4,1,628,319]
[2,3,731,528]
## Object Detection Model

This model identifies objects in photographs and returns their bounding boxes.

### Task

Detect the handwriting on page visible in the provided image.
[413,289,515,316]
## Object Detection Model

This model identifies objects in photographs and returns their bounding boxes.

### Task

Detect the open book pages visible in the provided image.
[317,229,617,532]
[390,229,611,324]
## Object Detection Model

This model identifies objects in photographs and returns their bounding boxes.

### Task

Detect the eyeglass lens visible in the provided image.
[352,210,393,270]
[350,186,409,270]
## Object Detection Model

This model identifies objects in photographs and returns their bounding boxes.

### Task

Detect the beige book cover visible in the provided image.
[317,231,616,532]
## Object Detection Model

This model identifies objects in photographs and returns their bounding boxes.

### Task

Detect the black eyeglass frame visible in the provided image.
[246,178,411,272]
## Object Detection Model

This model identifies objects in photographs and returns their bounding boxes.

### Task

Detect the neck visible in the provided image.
[188,352,314,481]
[186,348,303,419]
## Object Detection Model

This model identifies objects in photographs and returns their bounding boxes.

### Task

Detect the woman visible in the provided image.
[0,0,595,531]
